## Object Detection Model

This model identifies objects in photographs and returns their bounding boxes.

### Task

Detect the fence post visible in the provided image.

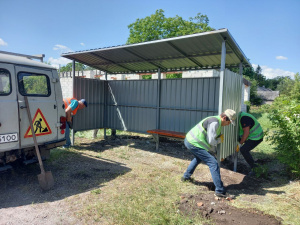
[104,71,107,140]
[156,68,161,130]
[71,60,75,146]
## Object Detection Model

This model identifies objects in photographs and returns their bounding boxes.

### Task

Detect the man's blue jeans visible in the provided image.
[183,138,225,194]
[64,122,71,147]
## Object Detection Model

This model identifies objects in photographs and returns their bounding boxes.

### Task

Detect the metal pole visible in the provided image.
[217,38,226,165]
[104,71,107,140]
[239,62,243,76]
[71,60,75,146]
[156,68,161,129]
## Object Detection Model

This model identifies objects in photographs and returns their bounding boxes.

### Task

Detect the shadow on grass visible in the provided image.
[0,148,131,209]
[73,134,193,161]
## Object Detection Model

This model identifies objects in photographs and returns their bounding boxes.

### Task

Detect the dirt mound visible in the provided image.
[177,193,282,225]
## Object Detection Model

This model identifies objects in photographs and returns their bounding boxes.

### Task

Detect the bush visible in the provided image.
[244,101,251,112]
[268,97,300,178]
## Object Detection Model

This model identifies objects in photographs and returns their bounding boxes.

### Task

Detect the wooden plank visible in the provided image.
[147,129,186,139]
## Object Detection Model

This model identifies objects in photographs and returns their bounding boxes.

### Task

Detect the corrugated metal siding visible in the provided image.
[73,71,242,162]
[73,77,221,134]
[106,80,157,133]
[160,78,220,132]
[73,78,105,131]
[219,69,243,160]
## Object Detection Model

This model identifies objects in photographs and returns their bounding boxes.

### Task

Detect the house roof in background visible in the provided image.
[243,78,251,86]
[62,29,251,74]
[257,86,280,101]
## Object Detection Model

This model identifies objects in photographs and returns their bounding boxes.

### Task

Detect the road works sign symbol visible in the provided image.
[24,108,52,138]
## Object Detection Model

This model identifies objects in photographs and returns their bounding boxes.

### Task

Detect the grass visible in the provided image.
[48,147,78,162]
[54,109,299,224]
[64,137,209,224]
[232,180,300,225]
[86,166,207,225]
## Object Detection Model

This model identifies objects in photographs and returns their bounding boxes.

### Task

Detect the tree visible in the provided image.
[60,62,87,72]
[127,9,213,44]
[264,76,285,90]
[254,65,266,87]
[291,72,300,100]
[277,76,294,95]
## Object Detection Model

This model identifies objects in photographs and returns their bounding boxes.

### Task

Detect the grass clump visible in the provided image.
[98,177,205,225]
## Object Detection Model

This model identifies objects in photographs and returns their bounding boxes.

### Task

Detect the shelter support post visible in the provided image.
[151,134,159,151]
[71,60,75,146]
[239,62,243,76]
[233,152,238,172]
[104,71,107,140]
[156,68,161,131]
[217,38,226,165]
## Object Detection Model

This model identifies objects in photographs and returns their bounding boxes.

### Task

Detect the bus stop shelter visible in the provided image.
[62,28,251,170]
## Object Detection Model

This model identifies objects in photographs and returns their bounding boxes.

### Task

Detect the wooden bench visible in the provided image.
[147,129,186,150]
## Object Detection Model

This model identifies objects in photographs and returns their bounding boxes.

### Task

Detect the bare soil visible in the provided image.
[177,169,282,225]
[177,193,281,225]
[0,134,285,224]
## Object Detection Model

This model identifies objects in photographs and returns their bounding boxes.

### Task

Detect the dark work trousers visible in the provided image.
[240,138,263,168]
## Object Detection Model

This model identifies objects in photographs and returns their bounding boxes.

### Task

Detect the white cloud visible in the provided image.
[252,64,295,79]
[80,42,85,46]
[276,56,288,60]
[48,57,72,69]
[0,38,8,46]
[53,44,72,53]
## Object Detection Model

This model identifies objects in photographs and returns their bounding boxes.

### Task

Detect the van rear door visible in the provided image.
[0,63,19,151]
[15,66,58,147]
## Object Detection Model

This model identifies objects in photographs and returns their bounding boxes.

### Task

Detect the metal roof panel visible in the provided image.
[62,29,251,73]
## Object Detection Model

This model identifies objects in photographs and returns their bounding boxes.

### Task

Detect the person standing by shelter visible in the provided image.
[181,109,237,198]
[236,112,263,176]
[63,98,87,148]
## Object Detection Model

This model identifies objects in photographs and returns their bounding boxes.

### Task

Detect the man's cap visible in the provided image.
[80,99,87,107]
[224,109,236,126]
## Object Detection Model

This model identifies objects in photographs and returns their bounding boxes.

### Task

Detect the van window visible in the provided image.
[0,69,11,95]
[18,72,51,97]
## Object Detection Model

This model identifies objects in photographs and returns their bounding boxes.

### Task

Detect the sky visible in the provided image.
[0,0,299,79]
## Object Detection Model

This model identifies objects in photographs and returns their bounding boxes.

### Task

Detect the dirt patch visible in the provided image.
[177,163,283,224]
[177,193,282,225]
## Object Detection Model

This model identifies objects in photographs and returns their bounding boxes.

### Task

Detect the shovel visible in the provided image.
[24,96,54,190]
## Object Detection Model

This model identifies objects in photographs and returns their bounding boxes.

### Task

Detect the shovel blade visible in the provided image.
[38,171,54,190]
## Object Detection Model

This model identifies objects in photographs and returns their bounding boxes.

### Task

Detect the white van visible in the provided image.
[0,51,66,170]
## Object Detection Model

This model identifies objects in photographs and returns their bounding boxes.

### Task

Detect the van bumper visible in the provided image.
[41,139,66,150]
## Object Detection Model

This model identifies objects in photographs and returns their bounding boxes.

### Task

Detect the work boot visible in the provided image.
[214,192,235,199]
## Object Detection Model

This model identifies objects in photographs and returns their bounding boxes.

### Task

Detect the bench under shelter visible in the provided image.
[61,28,252,171]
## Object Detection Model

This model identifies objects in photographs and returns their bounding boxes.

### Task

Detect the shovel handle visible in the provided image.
[24,96,45,174]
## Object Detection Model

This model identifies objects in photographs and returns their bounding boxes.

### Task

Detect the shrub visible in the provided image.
[268,97,300,178]
[254,164,269,179]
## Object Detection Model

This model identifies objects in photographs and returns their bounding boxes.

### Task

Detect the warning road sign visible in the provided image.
[24,108,52,138]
